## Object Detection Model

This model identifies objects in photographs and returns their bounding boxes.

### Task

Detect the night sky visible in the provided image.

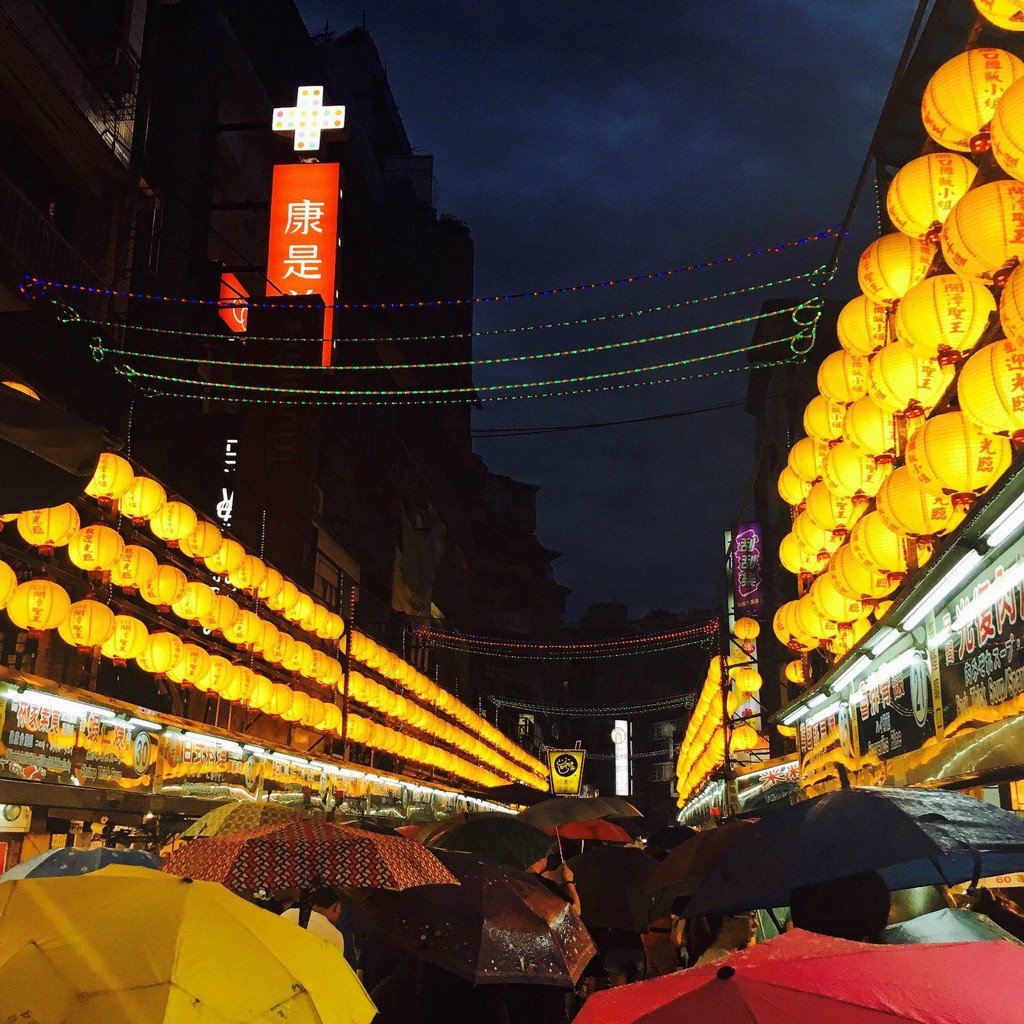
[297,1,912,620]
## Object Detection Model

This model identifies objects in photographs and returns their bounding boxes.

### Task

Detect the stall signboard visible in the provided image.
[0,692,79,783]
[735,760,800,814]
[155,729,263,801]
[547,748,585,796]
[261,757,339,812]
[849,650,935,761]
[73,715,157,792]
[731,523,764,619]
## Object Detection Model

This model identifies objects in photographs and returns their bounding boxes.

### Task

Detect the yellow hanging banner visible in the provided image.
[547,748,586,796]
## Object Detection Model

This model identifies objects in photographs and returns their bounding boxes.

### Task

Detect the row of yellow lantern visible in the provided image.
[348,630,547,779]
[76,453,345,646]
[0,572,508,789]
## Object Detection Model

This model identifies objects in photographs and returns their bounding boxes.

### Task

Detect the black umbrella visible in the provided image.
[349,850,597,987]
[421,812,553,871]
[520,797,641,831]
[567,845,660,932]
[646,824,698,851]
[686,786,1024,917]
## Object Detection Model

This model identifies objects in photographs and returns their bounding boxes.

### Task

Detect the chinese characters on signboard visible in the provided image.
[731,523,763,618]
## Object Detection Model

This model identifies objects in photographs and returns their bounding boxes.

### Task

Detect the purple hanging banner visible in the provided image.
[732,522,764,618]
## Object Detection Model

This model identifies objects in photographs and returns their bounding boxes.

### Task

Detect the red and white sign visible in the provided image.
[218,272,248,333]
[266,162,341,365]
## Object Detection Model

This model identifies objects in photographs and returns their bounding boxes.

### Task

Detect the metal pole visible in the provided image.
[340,572,356,761]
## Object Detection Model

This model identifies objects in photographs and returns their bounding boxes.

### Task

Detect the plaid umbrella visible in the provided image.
[180,800,312,839]
[163,820,459,892]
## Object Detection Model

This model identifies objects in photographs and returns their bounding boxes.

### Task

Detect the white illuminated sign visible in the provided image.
[272,86,345,152]
[613,718,630,796]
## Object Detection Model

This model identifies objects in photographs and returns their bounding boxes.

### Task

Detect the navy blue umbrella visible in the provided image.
[0,846,162,881]
[686,786,1024,916]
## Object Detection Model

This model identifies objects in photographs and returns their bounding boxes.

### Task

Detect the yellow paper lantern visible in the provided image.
[732,665,763,694]
[942,180,1024,283]
[922,48,1024,151]
[139,564,187,609]
[843,396,897,459]
[58,599,115,649]
[179,520,223,561]
[149,501,198,547]
[803,395,847,443]
[257,566,284,604]
[200,655,234,695]
[323,612,346,641]
[828,545,898,601]
[773,601,817,652]
[137,632,185,676]
[6,579,70,631]
[994,76,1024,182]
[795,512,844,558]
[887,153,978,238]
[837,294,891,357]
[281,689,310,722]
[254,618,280,656]
[171,581,216,623]
[67,524,124,573]
[958,337,1024,441]
[199,594,240,634]
[317,656,343,688]
[874,599,896,621]
[788,437,829,483]
[287,640,315,677]
[817,350,870,406]
[119,475,166,522]
[85,453,134,503]
[267,683,293,716]
[1001,261,1024,347]
[822,442,890,499]
[268,578,299,615]
[268,629,297,666]
[731,724,763,753]
[805,482,865,535]
[868,341,954,415]
[221,665,255,704]
[246,674,273,711]
[110,544,158,591]
[779,532,827,576]
[777,466,811,507]
[301,603,330,638]
[905,411,1012,506]
[876,467,965,539]
[203,537,245,576]
[223,609,262,648]
[857,234,935,305]
[3,380,38,399]
[285,591,315,624]
[177,644,212,687]
[17,504,80,552]
[227,554,267,592]
[810,573,867,624]
[794,594,837,643]
[975,0,1024,30]
[0,561,16,610]
[733,617,759,641]
[832,617,872,658]
[784,659,807,685]
[319,703,342,732]
[894,274,995,364]
[849,511,909,576]
[100,615,148,662]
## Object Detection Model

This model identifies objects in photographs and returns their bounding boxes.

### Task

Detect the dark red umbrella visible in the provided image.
[350,850,597,987]
[575,928,1024,1024]
[162,819,458,892]
[549,818,634,843]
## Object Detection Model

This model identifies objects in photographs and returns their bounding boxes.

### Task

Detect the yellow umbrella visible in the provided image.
[0,866,375,1024]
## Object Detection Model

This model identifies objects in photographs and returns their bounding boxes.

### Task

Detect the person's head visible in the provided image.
[714,913,756,951]
[311,886,343,923]
[790,871,890,942]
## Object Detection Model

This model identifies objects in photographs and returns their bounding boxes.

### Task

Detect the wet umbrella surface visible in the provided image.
[420,812,553,870]
[350,850,597,986]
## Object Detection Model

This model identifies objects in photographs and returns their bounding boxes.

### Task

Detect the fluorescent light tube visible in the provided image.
[902,550,983,632]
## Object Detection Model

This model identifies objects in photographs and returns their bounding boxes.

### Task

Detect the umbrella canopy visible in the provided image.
[574,928,1024,1024]
[567,845,660,932]
[421,812,553,870]
[181,799,311,839]
[647,824,698,850]
[163,819,458,893]
[350,850,597,987]
[466,782,549,806]
[687,787,1024,917]
[0,846,161,881]
[549,818,634,843]
[0,865,375,1024]
[881,907,1024,946]
[520,796,641,831]
[647,819,756,918]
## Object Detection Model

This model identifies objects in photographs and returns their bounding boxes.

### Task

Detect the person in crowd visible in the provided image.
[641,914,680,977]
[789,871,891,942]
[531,852,582,914]
[280,886,346,956]
[690,912,756,966]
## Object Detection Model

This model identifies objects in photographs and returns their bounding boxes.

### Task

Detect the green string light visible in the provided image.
[72,265,829,346]
[126,345,810,406]
[112,331,810,398]
[93,302,815,373]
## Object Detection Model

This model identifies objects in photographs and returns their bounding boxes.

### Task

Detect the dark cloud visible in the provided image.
[298,0,912,618]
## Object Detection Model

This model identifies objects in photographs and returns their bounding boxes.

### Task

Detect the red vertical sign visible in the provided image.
[218,272,249,333]
[266,163,340,366]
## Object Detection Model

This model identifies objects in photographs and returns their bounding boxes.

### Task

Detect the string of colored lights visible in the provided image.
[585,747,681,761]
[22,223,842,310]
[419,637,715,661]
[62,265,829,346]
[491,693,698,715]
[127,344,811,406]
[873,177,885,236]
[413,621,716,651]
[106,333,808,398]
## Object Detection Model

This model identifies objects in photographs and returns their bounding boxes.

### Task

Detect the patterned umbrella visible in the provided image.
[163,819,458,892]
[180,800,311,839]
[350,851,597,987]
[0,847,162,881]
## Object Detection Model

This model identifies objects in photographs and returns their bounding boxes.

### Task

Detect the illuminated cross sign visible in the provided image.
[272,86,345,152]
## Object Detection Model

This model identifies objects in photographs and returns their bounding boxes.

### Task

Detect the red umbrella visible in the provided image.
[162,819,458,892]
[574,928,1024,1024]
[548,819,634,843]
[396,824,424,839]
